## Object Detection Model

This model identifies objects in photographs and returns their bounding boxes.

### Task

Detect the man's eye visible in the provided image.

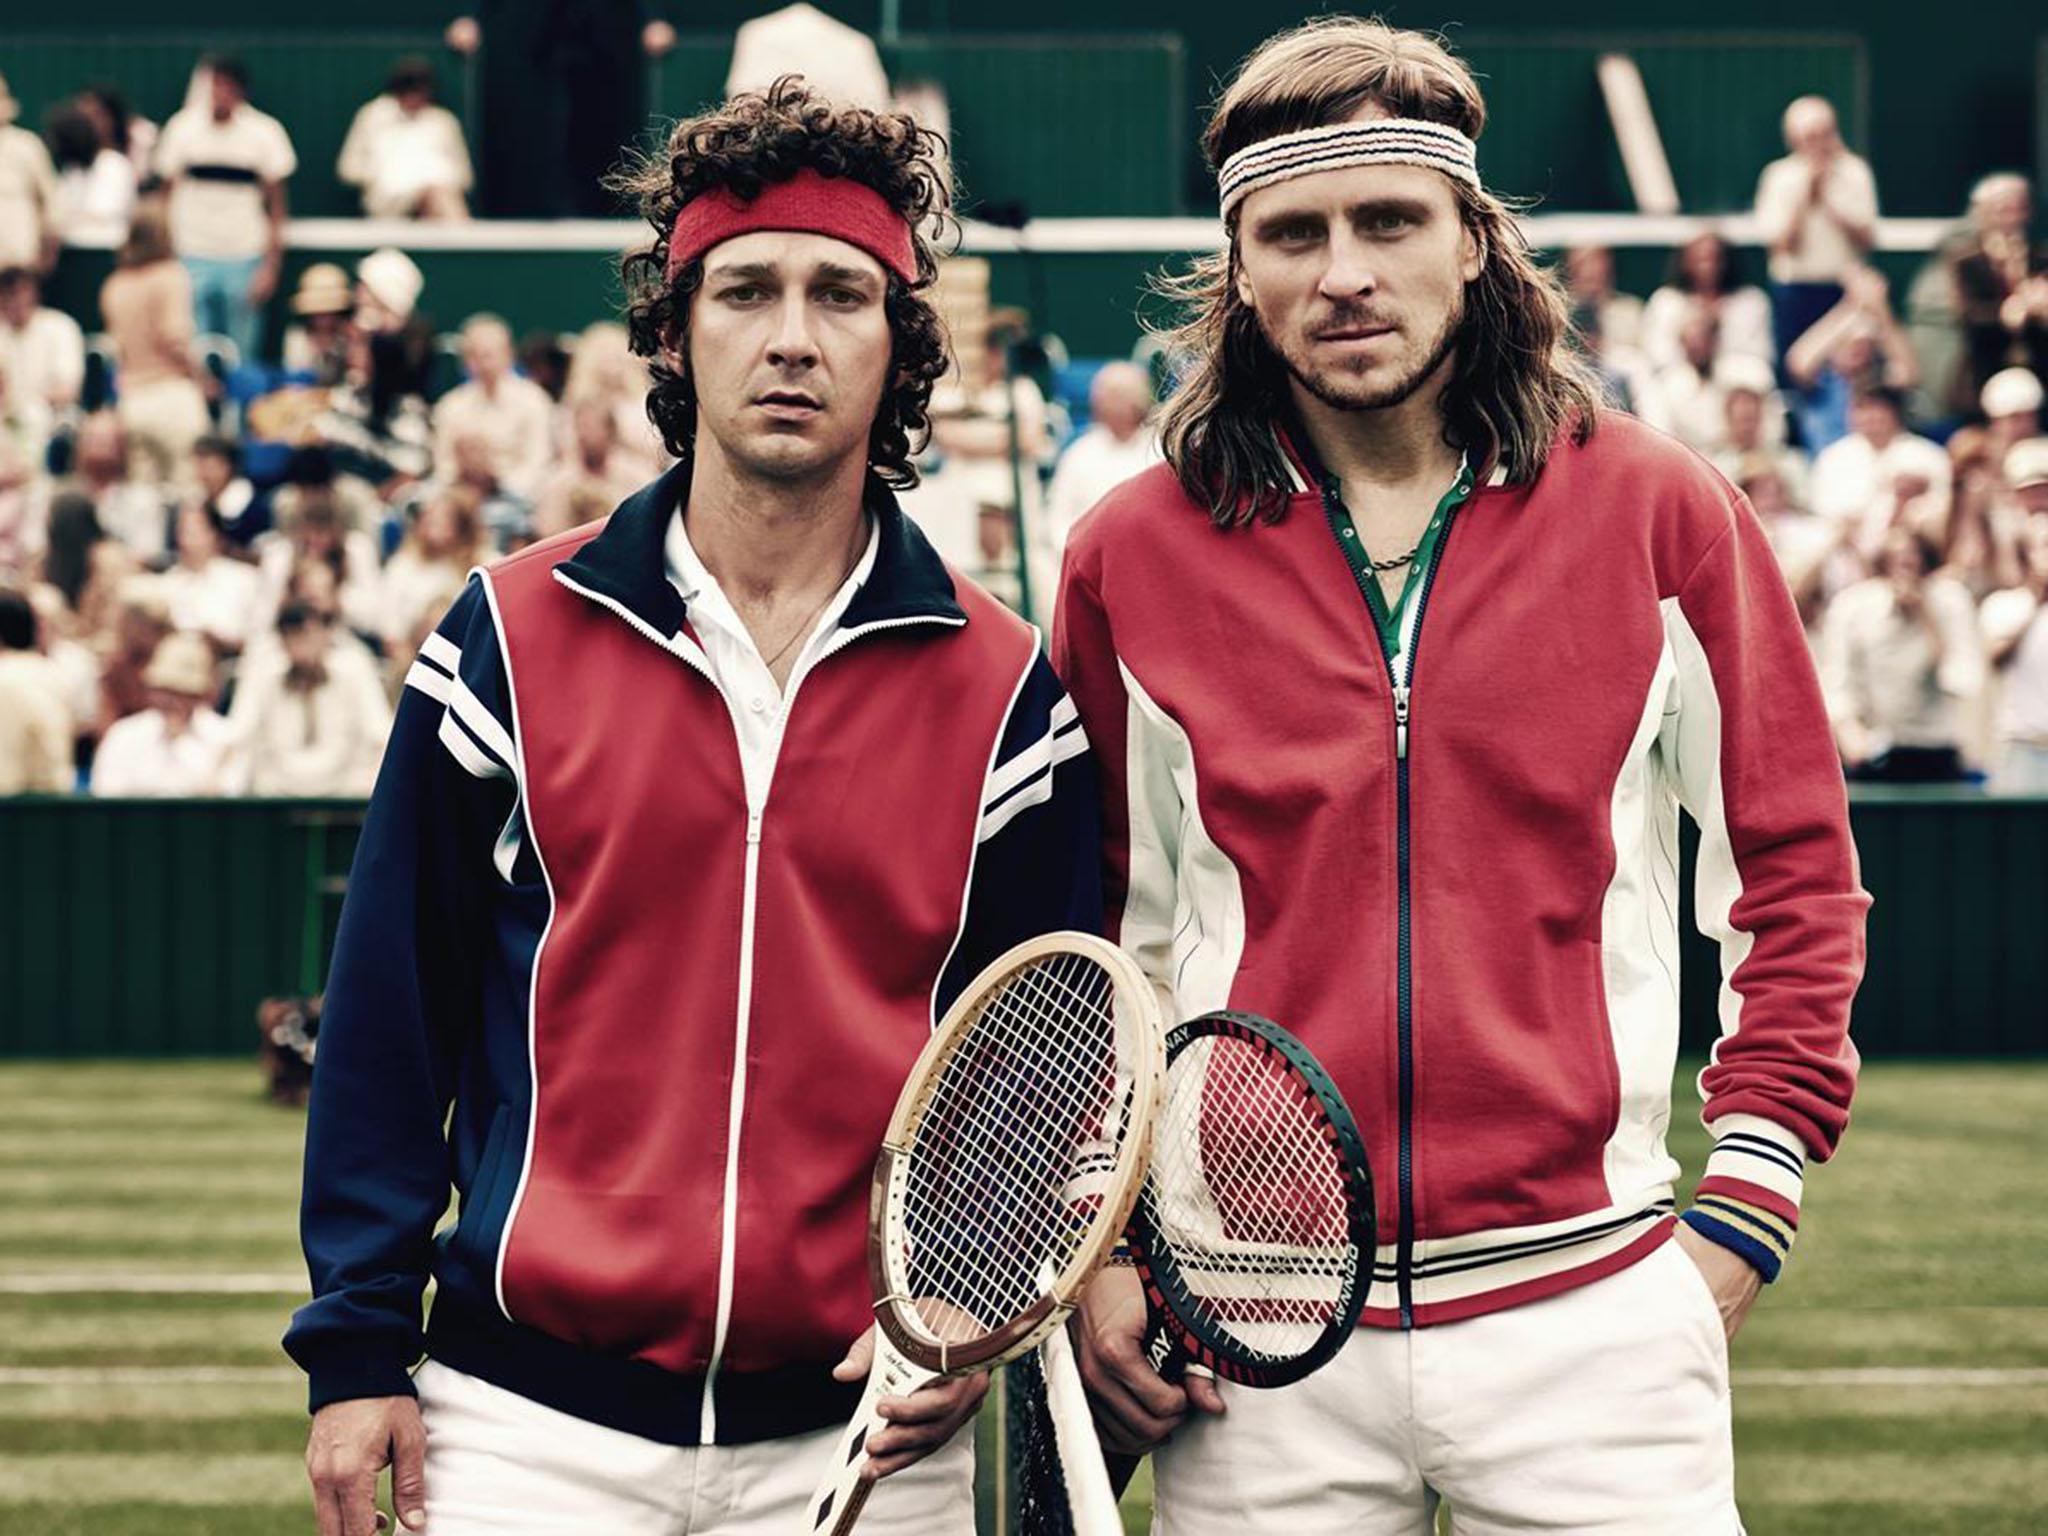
[723,285,765,302]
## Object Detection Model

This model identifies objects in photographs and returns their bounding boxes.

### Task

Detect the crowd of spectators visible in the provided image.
[0,59,2043,796]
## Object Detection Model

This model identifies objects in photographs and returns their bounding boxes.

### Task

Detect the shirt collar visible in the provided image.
[553,457,966,642]
[663,500,881,646]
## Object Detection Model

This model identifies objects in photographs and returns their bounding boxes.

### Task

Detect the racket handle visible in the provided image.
[1104,1313,1189,1498]
[808,1335,937,1536]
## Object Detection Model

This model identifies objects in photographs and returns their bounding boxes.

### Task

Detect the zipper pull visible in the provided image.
[746,808,763,846]
[1393,684,1410,759]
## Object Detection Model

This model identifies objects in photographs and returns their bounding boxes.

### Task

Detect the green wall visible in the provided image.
[1,792,2042,1058]
[1,5,2034,215]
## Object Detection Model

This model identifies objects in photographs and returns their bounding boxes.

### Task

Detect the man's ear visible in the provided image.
[1459,221,1485,285]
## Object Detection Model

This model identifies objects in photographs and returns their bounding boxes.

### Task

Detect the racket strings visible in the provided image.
[896,952,1141,1346]
[1144,1036,1357,1360]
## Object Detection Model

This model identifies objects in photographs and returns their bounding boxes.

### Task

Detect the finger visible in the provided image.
[877,1373,987,1426]
[1087,1393,1172,1456]
[313,1481,344,1536]
[832,1328,874,1382]
[1094,1338,1189,1422]
[339,1471,384,1536]
[390,1413,429,1530]
[1085,1371,1184,1448]
[1182,1372,1228,1416]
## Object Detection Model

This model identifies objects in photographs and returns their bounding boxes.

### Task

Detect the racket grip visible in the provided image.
[1104,1314,1189,1498]
[808,1337,935,1536]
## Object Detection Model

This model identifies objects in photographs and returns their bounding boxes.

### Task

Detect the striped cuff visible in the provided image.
[1690,1113,1808,1282]
[1682,1198,1791,1282]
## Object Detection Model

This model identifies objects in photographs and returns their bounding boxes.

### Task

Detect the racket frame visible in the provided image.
[1126,1009,1375,1389]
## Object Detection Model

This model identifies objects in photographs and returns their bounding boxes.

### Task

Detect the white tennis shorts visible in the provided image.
[1151,1238,1742,1535]
[411,1358,976,1535]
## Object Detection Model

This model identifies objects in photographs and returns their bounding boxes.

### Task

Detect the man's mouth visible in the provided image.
[755,390,823,415]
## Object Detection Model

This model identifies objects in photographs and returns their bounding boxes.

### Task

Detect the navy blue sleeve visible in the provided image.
[934,650,1103,1017]
[283,577,521,1412]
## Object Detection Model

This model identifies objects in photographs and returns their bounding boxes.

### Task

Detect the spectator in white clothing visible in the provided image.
[379,484,489,652]
[1811,385,1952,558]
[1754,96,1879,367]
[1710,356,1808,504]
[337,57,472,221]
[44,99,134,248]
[431,314,553,499]
[1982,508,2048,790]
[256,482,383,639]
[154,56,296,363]
[1785,266,1920,453]
[1563,244,1644,356]
[160,502,260,652]
[1820,526,1983,781]
[0,74,60,273]
[1640,232,1774,376]
[0,587,71,794]
[228,600,391,797]
[1980,367,2043,464]
[65,412,170,565]
[0,266,85,464]
[1045,361,1161,552]
[91,629,236,795]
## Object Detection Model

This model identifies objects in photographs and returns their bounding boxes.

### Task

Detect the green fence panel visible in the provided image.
[0,799,362,1057]
[1459,34,1866,213]
[0,32,465,218]
[1,790,2043,1059]
[649,32,1183,217]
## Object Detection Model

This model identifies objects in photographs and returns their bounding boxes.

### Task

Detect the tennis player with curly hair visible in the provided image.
[288,78,1098,1535]
[1057,20,1868,1532]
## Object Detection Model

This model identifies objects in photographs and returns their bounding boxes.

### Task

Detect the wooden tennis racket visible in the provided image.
[809,932,1165,1536]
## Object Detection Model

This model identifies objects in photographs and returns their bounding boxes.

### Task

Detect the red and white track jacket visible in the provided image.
[1053,411,1867,1327]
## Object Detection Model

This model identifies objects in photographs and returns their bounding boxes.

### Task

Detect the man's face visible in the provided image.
[464,327,512,386]
[1725,389,1764,446]
[686,230,894,484]
[194,450,232,500]
[1850,396,1899,447]
[208,74,243,120]
[1786,102,1840,159]
[1980,183,2032,238]
[0,278,32,327]
[1232,141,1480,418]
[283,620,329,671]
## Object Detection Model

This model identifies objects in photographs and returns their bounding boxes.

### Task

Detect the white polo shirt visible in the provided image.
[663,506,879,805]
[156,103,297,261]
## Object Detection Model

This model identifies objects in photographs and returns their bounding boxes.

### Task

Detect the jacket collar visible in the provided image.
[553,457,967,642]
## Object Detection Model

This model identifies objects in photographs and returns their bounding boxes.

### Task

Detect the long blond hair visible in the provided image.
[1159,18,1600,526]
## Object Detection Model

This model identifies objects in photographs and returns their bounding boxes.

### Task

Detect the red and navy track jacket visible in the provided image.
[1053,411,1868,1328]
[285,462,1099,1444]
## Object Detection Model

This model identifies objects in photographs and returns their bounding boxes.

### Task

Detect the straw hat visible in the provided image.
[291,263,355,317]
[2004,437,2048,492]
[141,632,218,698]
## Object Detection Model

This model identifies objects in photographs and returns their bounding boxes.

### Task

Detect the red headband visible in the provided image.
[665,169,917,285]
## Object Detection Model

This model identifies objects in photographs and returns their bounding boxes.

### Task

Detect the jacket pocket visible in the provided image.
[451,1104,514,1274]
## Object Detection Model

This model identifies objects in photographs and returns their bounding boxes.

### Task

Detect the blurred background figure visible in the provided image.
[1641,230,1774,376]
[1754,95,1878,369]
[0,585,71,795]
[1949,174,2048,412]
[1564,243,1645,355]
[431,313,552,501]
[0,266,84,473]
[226,599,390,796]
[1784,265,1918,451]
[99,204,210,490]
[1980,445,2048,790]
[43,95,135,249]
[159,501,259,654]
[337,56,473,221]
[0,73,60,276]
[62,411,170,565]
[90,628,234,795]
[1045,360,1160,554]
[280,263,355,384]
[1810,384,1950,559]
[556,320,663,480]
[377,483,489,652]
[532,399,642,540]
[153,55,296,364]
[1821,526,1982,782]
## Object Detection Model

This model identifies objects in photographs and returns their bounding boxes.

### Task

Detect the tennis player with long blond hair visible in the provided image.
[1056,20,1867,1531]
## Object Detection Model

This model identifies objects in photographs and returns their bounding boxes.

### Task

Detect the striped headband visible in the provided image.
[1218,118,1480,218]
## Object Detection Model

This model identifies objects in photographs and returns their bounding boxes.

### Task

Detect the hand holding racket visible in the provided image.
[807,933,1165,1536]
[1085,1011,1374,1492]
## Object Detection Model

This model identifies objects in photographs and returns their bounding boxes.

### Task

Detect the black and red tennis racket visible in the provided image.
[1105,1010,1374,1495]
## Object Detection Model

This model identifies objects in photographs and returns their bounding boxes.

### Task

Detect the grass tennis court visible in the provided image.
[1,1059,2042,1535]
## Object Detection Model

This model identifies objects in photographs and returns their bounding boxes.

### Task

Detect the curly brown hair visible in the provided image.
[611,77,955,488]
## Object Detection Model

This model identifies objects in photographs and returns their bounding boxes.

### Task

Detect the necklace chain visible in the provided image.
[758,539,865,673]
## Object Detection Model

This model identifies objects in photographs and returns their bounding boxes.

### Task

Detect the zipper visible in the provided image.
[1317,478,1465,1329]
[552,567,961,1439]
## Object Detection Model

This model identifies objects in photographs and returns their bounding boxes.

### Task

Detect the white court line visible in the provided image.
[0,1274,303,1294]
[0,1366,299,1384]
[1736,1367,2048,1387]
